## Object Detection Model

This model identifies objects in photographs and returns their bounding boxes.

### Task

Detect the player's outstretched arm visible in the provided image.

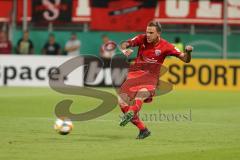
[119,41,134,57]
[178,45,193,63]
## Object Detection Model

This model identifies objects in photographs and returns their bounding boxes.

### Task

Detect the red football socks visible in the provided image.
[131,114,146,130]
[128,99,143,114]
[120,105,129,113]
[119,100,146,131]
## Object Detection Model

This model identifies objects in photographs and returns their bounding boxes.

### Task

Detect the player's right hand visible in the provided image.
[119,41,133,56]
[122,49,134,57]
[120,41,129,50]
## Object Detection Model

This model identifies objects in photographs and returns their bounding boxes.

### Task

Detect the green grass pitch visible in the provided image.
[0,87,240,160]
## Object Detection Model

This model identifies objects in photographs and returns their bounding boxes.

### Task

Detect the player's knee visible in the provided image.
[135,88,151,100]
[118,99,127,107]
[118,94,129,106]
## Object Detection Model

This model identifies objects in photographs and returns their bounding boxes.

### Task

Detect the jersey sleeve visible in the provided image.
[165,42,182,57]
[127,34,145,47]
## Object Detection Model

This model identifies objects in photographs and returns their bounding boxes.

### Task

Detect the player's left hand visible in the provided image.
[185,45,194,54]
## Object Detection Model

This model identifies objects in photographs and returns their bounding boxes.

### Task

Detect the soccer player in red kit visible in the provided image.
[118,21,193,139]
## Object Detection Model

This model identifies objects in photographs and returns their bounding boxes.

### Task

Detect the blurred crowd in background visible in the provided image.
[0,30,81,56]
[0,30,184,59]
[2,0,238,59]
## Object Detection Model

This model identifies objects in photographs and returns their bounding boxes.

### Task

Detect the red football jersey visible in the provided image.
[119,34,182,100]
[127,34,182,76]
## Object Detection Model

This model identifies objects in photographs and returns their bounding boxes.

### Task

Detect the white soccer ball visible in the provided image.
[54,117,73,135]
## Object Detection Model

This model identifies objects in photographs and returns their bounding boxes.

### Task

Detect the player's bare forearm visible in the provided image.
[120,41,130,50]
[120,41,134,57]
[180,52,192,63]
[178,45,193,63]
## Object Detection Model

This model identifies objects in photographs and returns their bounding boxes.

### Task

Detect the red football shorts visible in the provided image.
[119,69,159,102]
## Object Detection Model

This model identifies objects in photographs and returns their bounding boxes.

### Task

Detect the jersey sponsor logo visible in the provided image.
[142,55,158,63]
[155,49,161,56]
